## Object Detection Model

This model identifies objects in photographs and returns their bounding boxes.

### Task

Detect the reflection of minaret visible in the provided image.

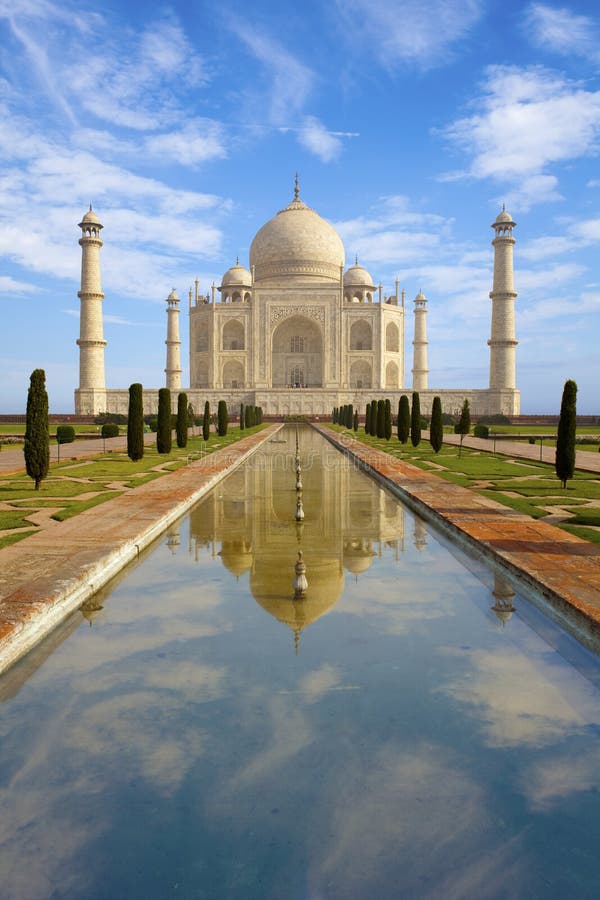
[413,517,427,551]
[488,208,518,394]
[165,289,182,391]
[75,206,107,414]
[412,290,428,391]
[491,572,516,624]
[166,523,180,555]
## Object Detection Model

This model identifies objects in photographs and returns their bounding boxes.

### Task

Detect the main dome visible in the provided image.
[249,190,345,286]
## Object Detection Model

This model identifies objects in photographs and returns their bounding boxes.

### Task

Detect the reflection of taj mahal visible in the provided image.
[75,179,520,416]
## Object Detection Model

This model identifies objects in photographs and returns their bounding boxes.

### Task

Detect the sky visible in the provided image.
[1,0,599,414]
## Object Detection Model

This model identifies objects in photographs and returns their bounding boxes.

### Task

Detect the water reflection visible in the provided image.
[187,427,406,645]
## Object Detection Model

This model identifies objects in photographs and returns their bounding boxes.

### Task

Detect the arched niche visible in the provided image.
[386,322,400,352]
[350,319,372,351]
[386,361,399,389]
[350,359,372,389]
[271,315,323,387]
[223,359,244,388]
[195,362,208,387]
[222,319,245,351]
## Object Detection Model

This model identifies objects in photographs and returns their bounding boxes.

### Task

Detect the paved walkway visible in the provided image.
[0,425,281,674]
[319,427,600,649]
[442,432,600,473]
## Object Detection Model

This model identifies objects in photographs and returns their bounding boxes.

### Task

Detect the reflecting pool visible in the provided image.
[1,426,600,899]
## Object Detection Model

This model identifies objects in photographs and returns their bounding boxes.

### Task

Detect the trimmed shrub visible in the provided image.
[376,399,385,438]
[474,423,489,439]
[430,396,443,453]
[456,398,471,456]
[176,392,188,448]
[410,392,421,447]
[95,412,127,425]
[127,383,144,462]
[56,425,75,444]
[353,410,359,431]
[25,368,49,490]
[398,396,410,443]
[556,379,577,488]
[203,401,210,441]
[157,388,172,454]
[364,403,370,434]
[240,402,245,430]
[369,399,378,436]
[101,423,119,438]
[384,399,392,440]
[218,400,228,436]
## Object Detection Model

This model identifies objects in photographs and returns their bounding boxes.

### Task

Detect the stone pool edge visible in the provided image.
[317,426,600,651]
[0,425,282,676]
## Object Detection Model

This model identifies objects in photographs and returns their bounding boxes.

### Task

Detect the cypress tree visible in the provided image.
[245,404,253,428]
[376,399,385,438]
[218,400,228,436]
[365,403,371,434]
[157,388,172,453]
[430,396,443,453]
[370,399,378,435]
[555,379,577,488]
[398,395,410,443]
[203,401,210,441]
[240,402,245,430]
[410,392,421,447]
[353,410,359,431]
[127,382,144,462]
[176,392,188,448]
[24,368,49,490]
[384,398,392,440]
[457,398,471,457]
[347,403,354,429]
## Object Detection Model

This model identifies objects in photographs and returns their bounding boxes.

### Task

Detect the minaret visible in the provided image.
[411,290,429,391]
[165,289,182,391]
[75,206,107,414]
[488,208,518,393]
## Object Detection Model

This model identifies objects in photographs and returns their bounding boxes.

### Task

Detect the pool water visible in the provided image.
[1,426,599,899]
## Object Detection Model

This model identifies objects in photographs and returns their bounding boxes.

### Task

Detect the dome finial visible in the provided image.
[355,253,358,266]
[89,203,93,212]
[294,172,300,201]
[236,255,239,265]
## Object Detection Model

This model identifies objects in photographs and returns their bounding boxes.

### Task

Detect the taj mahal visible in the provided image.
[74,179,520,417]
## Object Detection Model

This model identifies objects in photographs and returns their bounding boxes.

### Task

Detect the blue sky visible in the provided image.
[1,0,599,413]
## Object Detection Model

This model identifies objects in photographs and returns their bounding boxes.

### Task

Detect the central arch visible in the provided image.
[271,315,323,387]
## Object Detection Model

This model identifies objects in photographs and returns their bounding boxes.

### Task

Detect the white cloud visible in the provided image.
[335,0,484,70]
[227,19,314,124]
[524,3,600,61]
[442,66,600,209]
[0,275,36,293]
[298,117,343,162]
[144,120,227,166]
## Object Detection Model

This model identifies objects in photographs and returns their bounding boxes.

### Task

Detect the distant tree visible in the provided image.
[555,379,577,489]
[187,403,195,428]
[347,403,354,429]
[203,401,210,441]
[384,398,392,440]
[218,400,228,436]
[24,368,49,490]
[370,399,378,435]
[157,388,172,453]
[245,404,253,428]
[176,392,188,448]
[410,392,421,447]
[353,409,359,431]
[240,402,245,431]
[398,396,410,444]
[456,398,471,457]
[365,403,371,434]
[127,383,144,462]
[375,399,384,438]
[430,396,443,453]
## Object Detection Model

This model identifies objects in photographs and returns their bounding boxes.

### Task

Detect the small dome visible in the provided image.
[167,288,179,301]
[221,262,252,287]
[343,260,374,288]
[81,206,100,225]
[415,289,427,302]
[494,207,515,226]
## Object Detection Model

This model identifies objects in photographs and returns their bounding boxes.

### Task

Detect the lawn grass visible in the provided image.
[0,510,38,530]
[327,424,600,545]
[0,424,268,548]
